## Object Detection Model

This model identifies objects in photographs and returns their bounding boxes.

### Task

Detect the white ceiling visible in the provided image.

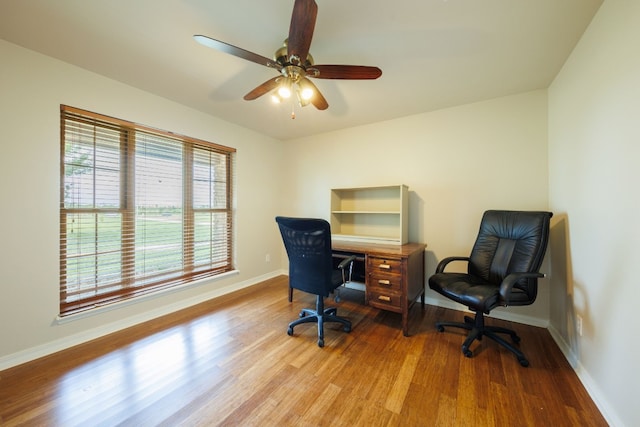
[0,0,602,141]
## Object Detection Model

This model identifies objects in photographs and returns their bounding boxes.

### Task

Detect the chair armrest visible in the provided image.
[338,255,357,284]
[435,256,470,274]
[499,272,545,303]
[337,255,357,270]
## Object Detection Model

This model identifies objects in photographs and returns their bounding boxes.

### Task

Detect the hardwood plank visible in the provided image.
[0,276,608,426]
[384,334,424,413]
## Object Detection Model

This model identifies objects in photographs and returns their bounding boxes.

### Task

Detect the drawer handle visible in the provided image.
[378,295,392,302]
[378,279,390,286]
[379,264,391,270]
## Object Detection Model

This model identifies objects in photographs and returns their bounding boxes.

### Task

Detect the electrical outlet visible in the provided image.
[576,315,583,336]
[265,253,271,263]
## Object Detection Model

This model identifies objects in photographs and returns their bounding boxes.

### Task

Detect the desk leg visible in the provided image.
[402,313,410,337]
[403,290,426,337]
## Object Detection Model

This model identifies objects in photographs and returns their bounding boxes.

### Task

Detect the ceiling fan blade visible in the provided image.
[194,35,282,71]
[308,65,382,80]
[301,77,328,110]
[244,77,281,100]
[287,0,317,65]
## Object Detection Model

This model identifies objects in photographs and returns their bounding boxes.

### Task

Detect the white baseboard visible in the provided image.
[547,325,621,427]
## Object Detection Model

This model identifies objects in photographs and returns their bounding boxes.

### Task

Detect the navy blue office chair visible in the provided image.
[429,210,552,367]
[276,216,354,347]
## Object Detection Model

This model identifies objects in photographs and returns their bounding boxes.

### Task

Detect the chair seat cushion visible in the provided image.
[429,272,499,313]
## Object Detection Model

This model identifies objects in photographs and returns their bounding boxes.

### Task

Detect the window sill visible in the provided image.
[55,269,240,324]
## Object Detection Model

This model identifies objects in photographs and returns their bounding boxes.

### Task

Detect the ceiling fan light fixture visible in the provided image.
[296,92,311,107]
[299,83,314,101]
[300,89,313,103]
[277,78,292,99]
[278,87,292,98]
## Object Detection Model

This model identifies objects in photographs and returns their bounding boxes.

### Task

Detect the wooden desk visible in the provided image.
[332,241,426,336]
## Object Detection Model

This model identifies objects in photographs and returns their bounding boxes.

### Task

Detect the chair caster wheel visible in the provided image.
[344,326,351,333]
[299,311,306,318]
[463,348,473,358]
[436,325,445,332]
[318,339,324,347]
[519,358,529,367]
[287,327,294,336]
[512,335,521,344]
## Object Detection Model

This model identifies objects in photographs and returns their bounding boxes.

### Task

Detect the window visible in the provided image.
[60,105,236,316]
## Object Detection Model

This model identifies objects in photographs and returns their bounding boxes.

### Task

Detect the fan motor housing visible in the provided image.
[274,41,314,68]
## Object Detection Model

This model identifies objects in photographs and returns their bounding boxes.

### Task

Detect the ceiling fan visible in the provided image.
[194,0,382,115]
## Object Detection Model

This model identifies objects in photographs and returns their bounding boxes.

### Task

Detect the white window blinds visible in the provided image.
[60,105,235,316]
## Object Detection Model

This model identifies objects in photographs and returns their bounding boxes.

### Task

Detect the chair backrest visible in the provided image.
[275,216,334,297]
[468,210,553,301]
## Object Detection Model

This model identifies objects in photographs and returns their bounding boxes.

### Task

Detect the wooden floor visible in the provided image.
[1,276,607,427]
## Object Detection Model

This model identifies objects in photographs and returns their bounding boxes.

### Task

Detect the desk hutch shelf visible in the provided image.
[330,184,409,245]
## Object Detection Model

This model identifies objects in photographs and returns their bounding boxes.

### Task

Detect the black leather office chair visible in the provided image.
[275,216,354,347]
[429,210,552,367]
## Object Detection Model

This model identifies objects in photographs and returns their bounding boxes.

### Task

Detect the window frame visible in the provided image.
[59,105,236,316]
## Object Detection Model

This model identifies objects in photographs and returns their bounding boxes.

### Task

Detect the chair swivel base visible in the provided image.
[436,313,529,367]
[287,295,351,347]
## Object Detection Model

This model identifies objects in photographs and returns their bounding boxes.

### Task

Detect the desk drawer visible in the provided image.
[368,288,402,311]
[368,274,402,292]
[367,257,403,275]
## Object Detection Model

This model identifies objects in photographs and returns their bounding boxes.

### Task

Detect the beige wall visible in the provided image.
[283,90,550,325]
[548,1,640,426]
[0,39,287,366]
